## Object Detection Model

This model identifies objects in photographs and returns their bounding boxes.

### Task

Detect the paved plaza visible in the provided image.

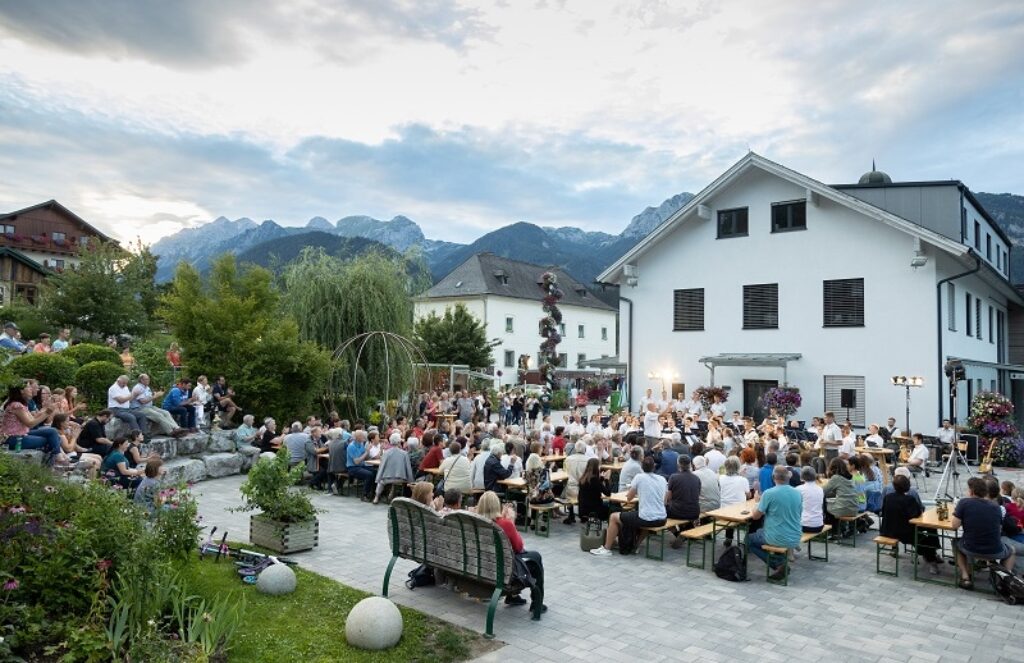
[195,468,1024,663]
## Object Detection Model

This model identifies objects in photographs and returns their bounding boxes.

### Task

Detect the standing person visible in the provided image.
[952,477,1016,589]
[191,376,213,429]
[51,328,71,352]
[161,378,197,432]
[456,391,476,424]
[642,401,667,449]
[107,375,147,436]
[166,342,182,374]
[749,465,804,579]
[590,456,667,556]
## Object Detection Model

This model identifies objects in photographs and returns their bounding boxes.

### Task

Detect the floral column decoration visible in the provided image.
[968,391,1018,463]
[537,271,564,392]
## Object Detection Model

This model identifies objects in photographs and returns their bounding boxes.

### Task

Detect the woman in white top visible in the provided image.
[718,457,750,505]
[706,419,723,447]
[795,466,825,532]
[864,424,885,448]
[192,375,212,427]
[437,441,473,492]
[838,424,857,459]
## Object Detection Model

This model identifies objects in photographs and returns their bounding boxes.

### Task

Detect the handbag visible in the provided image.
[433,456,461,497]
[528,468,554,505]
[579,517,606,552]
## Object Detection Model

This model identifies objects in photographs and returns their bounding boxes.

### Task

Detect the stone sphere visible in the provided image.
[256,563,297,596]
[345,597,403,650]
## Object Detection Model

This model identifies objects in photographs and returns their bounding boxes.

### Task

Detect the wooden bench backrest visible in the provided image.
[387,497,515,587]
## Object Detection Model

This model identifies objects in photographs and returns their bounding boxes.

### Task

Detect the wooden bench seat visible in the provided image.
[681,522,717,569]
[527,503,558,537]
[873,535,901,577]
[383,497,541,638]
[761,544,792,586]
[800,524,831,562]
[638,519,690,561]
[835,514,869,547]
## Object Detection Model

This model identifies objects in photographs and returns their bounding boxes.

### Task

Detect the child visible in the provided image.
[134,458,164,514]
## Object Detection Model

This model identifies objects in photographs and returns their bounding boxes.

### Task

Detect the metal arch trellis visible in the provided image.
[332,331,431,415]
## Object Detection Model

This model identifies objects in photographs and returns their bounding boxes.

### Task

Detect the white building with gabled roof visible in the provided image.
[415,253,618,386]
[597,153,1024,433]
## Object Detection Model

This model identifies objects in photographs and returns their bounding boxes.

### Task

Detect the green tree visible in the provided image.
[39,240,157,340]
[159,255,330,423]
[281,249,416,406]
[413,303,498,369]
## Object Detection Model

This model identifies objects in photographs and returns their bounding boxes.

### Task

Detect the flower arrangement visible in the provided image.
[990,437,1024,468]
[694,386,728,412]
[759,386,802,418]
[537,272,564,391]
[585,382,611,403]
[968,391,1018,461]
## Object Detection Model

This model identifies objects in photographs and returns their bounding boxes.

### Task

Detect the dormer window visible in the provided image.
[493,269,508,285]
[575,286,587,298]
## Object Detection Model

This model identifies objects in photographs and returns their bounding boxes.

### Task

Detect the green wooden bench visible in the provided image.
[383,497,540,638]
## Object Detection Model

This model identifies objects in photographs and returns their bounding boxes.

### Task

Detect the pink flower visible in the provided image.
[96,559,112,571]
[3,579,18,591]
[8,506,25,514]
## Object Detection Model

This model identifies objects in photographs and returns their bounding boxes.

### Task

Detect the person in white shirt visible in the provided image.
[907,433,930,469]
[638,388,653,413]
[686,392,703,419]
[470,439,494,489]
[864,423,885,448]
[885,417,902,440]
[838,424,857,459]
[500,441,523,479]
[795,466,825,533]
[643,401,668,448]
[192,375,213,428]
[582,434,598,459]
[743,419,760,446]
[818,412,843,451]
[710,394,727,420]
[729,411,744,428]
[935,419,955,445]
[705,446,726,473]
[108,374,147,434]
[722,428,738,455]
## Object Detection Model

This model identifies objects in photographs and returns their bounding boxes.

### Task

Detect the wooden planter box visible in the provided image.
[249,514,319,554]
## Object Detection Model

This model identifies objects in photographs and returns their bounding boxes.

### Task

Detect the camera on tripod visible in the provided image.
[944,359,966,382]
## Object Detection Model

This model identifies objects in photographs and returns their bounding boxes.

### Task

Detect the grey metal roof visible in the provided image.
[698,353,802,367]
[418,252,615,310]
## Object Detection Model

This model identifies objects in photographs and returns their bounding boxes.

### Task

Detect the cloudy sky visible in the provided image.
[1,0,1022,245]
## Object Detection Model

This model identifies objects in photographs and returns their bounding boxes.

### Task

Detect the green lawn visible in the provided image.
[179,554,494,663]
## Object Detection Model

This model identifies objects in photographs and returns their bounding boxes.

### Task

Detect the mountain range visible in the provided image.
[151,192,697,285]
[152,191,1024,287]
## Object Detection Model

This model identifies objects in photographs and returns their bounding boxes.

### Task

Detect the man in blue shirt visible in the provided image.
[758,452,778,493]
[161,378,197,431]
[345,429,376,501]
[750,465,803,579]
[0,321,27,354]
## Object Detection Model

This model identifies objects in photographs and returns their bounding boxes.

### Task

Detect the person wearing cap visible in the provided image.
[0,322,26,353]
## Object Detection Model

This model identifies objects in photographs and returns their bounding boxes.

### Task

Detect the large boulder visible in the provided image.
[237,445,261,472]
[105,418,133,439]
[256,563,297,596]
[207,430,236,453]
[142,437,177,460]
[3,449,46,464]
[345,597,403,650]
[162,458,207,484]
[203,452,244,478]
[176,433,209,456]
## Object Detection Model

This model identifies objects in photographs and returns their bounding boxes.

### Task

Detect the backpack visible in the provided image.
[713,544,748,582]
[405,563,436,589]
[988,562,1024,605]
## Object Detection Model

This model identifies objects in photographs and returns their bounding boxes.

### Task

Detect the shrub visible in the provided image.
[74,360,126,412]
[61,342,122,367]
[234,449,318,523]
[7,352,77,388]
[131,337,175,388]
[152,485,202,561]
[550,389,569,410]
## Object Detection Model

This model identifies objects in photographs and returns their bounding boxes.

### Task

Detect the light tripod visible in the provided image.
[934,366,972,503]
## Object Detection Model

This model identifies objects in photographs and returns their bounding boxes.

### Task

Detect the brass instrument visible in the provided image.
[898,440,910,463]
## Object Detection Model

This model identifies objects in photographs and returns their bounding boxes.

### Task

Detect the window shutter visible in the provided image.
[823,375,866,427]
[673,288,704,331]
[743,283,778,329]
[823,278,864,327]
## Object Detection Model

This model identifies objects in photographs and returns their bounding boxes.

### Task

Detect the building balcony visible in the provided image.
[0,233,87,256]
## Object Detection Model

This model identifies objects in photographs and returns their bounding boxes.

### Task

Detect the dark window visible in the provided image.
[577,353,586,367]
[986,234,992,261]
[974,221,980,250]
[771,200,807,233]
[989,305,994,343]
[742,283,779,329]
[947,283,956,331]
[976,299,982,340]
[673,288,705,331]
[717,208,748,239]
[823,278,864,327]
[997,248,1002,270]
[961,207,967,241]
[504,350,514,368]
[558,352,567,367]
[966,293,972,336]
[54,259,64,269]
[1004,250,1009,275]
[998,310,1006,362]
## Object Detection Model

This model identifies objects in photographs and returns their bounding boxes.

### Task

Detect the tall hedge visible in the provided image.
[74,361,126,412]
[61,343,122,367]
[7,353,78,388]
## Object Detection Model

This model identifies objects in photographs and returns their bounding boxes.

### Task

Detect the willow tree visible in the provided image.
[281,248,417,413]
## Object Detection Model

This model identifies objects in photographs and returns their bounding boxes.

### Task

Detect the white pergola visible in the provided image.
[698,353,802,386]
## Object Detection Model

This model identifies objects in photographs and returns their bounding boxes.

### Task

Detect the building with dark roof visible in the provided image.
[415,253,618,385]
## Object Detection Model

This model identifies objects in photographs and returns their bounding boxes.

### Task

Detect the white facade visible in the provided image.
[601,154,1022,433]
[413,295,617,386]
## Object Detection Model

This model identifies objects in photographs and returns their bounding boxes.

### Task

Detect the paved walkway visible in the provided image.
[194,468,1024,663]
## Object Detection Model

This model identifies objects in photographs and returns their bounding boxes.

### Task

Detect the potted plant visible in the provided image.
[233,449,320,553]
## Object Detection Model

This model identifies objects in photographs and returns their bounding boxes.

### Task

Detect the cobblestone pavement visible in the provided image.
[195,467,1024,663]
